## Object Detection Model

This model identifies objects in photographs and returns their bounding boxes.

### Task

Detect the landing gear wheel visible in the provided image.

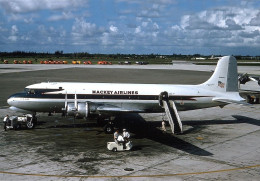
[26,121,34,129]
[104,124,114,134]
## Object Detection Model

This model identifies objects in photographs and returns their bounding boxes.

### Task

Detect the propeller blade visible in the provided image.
[74,92,77,110]
[65,91,68,109]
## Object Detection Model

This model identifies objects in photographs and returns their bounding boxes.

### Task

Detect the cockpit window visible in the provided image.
[24,88,64,94]
[24,89,35,94]
[30,89,35,94]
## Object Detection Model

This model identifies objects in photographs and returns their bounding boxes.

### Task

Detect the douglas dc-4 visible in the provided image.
[7,56,248,134]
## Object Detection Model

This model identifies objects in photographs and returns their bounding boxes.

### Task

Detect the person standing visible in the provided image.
[162,120,166,132]
[3,115,9,131]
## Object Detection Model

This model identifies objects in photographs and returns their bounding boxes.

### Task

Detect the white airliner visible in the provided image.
[7,56,247,133]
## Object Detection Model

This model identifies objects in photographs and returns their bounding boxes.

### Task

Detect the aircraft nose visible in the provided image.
[7,96,14,106]
[7,93,20,106]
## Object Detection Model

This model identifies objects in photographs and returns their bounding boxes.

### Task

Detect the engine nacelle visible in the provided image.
[67,102,97,118]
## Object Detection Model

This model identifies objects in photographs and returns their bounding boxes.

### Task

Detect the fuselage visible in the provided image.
[7,82,225,114]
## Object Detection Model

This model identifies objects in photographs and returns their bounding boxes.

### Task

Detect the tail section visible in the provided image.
[200,56,238,92]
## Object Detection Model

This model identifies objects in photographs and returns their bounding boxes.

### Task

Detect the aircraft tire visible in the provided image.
[26,121,34,129]
[104,125,114,134]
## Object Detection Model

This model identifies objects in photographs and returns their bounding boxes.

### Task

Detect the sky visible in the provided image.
[0,0,260,55]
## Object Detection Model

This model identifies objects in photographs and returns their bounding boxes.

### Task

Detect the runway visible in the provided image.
[0,64,259,180]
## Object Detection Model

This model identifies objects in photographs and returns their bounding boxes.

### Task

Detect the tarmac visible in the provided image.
[0,63,259,181]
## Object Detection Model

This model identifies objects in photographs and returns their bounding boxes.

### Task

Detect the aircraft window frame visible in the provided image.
[30,89,35,94]
[24,88,64,94]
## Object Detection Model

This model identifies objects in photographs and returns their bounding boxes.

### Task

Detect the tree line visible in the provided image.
[0,51,259,60]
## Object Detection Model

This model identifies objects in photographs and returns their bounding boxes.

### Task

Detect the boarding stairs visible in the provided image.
[159,92,183,134]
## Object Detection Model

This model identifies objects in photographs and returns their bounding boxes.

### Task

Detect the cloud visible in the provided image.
[239,30,260,38]
[180,8,247,31]
[161,6,260,55]
[71,18,106,46]
[72,18,99,37]
[0,0,86,13]
[8,36,17,41]
[7,25,18,42]
[11,25,18,34]
[109,25,118,33]
[48,11,75,21]
[250,12,260,26]
[177,7,259,41]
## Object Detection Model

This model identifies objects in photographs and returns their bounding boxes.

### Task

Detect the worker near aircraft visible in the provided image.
[162,120,166,132]
[123,129,130,142]
[3,115,9,131]
[114,130,119,143]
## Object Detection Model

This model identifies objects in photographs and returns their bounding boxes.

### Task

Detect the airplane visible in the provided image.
[7,56,248,134]
[238,73,260,86]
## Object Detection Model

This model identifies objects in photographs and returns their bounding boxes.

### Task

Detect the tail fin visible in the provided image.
[200,56,238,92]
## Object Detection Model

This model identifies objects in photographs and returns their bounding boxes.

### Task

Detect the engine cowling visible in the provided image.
[67,102,97,118]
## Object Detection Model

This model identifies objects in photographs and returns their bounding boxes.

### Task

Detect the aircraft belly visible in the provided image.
[13,99,64,112]
[10,97,223,113]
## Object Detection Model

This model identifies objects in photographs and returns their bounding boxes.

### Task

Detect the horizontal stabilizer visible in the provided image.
[213,98,251,106]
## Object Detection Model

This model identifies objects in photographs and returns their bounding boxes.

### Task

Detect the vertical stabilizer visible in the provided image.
[200,56,238,92]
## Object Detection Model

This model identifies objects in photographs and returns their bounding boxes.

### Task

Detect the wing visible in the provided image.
[96,104,145,113]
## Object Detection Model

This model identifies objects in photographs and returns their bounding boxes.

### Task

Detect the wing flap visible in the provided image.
[97,105,145,113]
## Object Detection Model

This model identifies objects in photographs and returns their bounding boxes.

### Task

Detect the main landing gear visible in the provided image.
[99,117,115,134]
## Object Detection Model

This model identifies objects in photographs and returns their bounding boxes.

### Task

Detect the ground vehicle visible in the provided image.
[107,141,133,152]
[4,114,36,130]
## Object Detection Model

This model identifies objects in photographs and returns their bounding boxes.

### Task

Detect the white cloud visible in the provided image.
[164,6,260,52]
[250,12,260,26]
[135,26,141,34]
[8,35,17,41]
[11,25,18,34]
[101,32,109,45]
[153,22,159,30]
[48,11,74,21]
[72,18,98,37]
[0,0,86,13]
[7,25,18,41]
[181,7,259,31]
[47,37,52,42]
[142,22,148,27]
[109,25,118,33]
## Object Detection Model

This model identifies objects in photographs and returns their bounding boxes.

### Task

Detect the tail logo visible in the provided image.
[218,81,225,88]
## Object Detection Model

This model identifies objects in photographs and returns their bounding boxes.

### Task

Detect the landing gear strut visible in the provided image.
[104,123,114,134]
[103,117,115,134]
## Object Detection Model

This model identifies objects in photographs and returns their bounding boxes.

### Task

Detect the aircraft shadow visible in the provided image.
[33,114,259,156]
[113,113,213,156]
[183,115,260,127]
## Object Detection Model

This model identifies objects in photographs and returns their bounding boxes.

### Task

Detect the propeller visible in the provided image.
[61,91,68,116]
[74,91,78,111]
